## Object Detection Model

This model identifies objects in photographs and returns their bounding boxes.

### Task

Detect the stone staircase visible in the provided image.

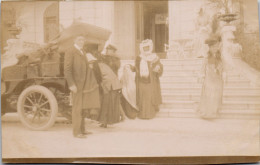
[120,58,260,119]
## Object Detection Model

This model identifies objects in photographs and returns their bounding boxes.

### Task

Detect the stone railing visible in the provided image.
[165,39,195,59]
[232,57,260,87]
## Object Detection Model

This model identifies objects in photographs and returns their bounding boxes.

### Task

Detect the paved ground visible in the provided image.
[1,113,260,158]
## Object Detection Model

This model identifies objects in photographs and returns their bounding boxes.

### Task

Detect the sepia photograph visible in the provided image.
[1,0,260,163]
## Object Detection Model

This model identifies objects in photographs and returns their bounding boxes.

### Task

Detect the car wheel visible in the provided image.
[17,85,58,130]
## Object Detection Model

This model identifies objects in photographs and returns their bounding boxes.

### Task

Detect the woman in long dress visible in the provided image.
[134,39,163,119]
[97,44,122,127]
[197,34,225,119]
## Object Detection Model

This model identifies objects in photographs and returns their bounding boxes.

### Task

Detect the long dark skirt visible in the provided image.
[98,90,121,125]
[121,96,138,119]
[137,82,157,119]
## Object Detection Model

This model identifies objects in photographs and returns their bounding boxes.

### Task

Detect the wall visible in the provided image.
[59,1,115,44]
[3,1,136,59]
[1,1,54,47]
[114,1,136,59]
[16,1,54,44]
[242,0,259,33]
[167,0,206,58]
[59,1,136,59]
[168,0,205,42]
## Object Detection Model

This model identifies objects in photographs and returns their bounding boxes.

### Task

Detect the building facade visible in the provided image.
[1,0,259,59]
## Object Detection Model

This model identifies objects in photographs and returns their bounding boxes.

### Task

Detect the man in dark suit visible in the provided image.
[64,35,100,138]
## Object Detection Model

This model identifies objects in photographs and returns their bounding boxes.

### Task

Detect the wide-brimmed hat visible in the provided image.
[140,39,153,54]
[57,21,111,53]
[205,34,221,46]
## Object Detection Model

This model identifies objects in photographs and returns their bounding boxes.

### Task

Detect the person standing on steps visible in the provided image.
[197,34,227,119]
[132,39,163,119]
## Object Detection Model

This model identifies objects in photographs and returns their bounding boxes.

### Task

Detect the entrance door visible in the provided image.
[135,1,168,59]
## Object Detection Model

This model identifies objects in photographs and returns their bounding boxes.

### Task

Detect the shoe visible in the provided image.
[75,134,86,138]
[82,131,92,135]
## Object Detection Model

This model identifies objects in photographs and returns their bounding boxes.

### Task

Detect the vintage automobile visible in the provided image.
[1,22,111,130]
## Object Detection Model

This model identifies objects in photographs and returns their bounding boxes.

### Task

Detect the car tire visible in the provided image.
[17,85,58,130]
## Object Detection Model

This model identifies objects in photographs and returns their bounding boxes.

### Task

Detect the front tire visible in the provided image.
[17,85,58,130]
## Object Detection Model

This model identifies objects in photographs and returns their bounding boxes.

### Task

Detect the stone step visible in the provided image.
[161,84,203,89]
[121,58,260,119]
[160,100,260,110]
[120,64,243,77]
[221,101,260,109]
[121,58,204,64]
[160,80,251,87]
[162,67,201,72]
[160,87,260,93]
[162,93,260,102]
[160,76,247,82]
[162,58,240,63]
[160,84,254,89]
[163,65,202,70]
[161,71,241,77]
[159,108,260,115]
[160,74,244,79]
[162,63,203,67]
[162,68,238,72]
[160,77,247,83]
[121,58,244,66]
[119,65,242,77]
[160,101,196,109]
[162,90,260,96]
[157,108,260,119]
[121,61,203,67]
[162,64,238,70]
[161,91,260,97]
[161,59,204,65]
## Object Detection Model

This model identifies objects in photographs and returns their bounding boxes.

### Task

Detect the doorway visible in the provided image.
[135,1,169,59]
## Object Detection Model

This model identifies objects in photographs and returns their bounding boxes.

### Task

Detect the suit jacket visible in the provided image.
[64,46,88,91]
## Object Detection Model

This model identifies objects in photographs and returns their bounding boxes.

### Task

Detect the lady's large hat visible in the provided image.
[140,39,153,54]
[205,33,221,46]
[56,21,111,53]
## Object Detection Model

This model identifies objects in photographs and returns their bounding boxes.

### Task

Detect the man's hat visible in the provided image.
[205,34,221,46]
[104,44,120,59]
[106,44,117,51]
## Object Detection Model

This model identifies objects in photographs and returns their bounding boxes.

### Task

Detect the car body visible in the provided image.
[1,22,111,130]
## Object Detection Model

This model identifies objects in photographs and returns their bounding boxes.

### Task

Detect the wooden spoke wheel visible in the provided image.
[17,85,58,130]
[47,86,72,122]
